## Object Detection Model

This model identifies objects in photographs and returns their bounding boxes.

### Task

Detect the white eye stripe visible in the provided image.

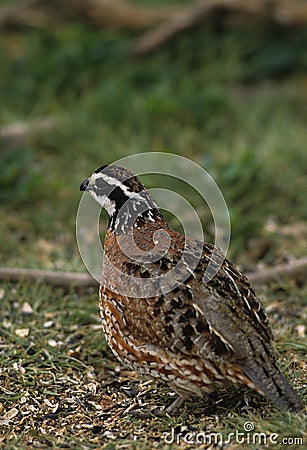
[91,172,124,187]
[90,172,142,200]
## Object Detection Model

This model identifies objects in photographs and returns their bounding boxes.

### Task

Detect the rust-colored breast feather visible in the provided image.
[99,225,304,411]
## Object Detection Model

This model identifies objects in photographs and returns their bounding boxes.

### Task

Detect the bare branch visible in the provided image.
[1,0,306,37]
[0,0,179,30]
[132,0,307,56]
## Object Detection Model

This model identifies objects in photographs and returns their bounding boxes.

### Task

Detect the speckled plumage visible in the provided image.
[80,165,303,413]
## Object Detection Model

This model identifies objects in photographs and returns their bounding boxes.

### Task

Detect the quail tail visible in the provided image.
[243,359,304,413]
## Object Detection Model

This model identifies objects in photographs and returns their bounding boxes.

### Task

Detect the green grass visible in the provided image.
[0,6,307,448]
[0,281,306,449]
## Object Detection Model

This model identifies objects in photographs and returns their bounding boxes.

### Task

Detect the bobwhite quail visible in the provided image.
[80,164,303,413]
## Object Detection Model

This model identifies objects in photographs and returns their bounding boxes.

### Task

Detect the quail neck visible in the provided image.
[80,165,167,234]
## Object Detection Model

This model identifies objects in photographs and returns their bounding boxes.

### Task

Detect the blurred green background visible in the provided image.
[1,0,307,272]
[1,2,307,447]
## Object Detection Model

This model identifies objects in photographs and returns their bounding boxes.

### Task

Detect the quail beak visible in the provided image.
[80,178,90,191]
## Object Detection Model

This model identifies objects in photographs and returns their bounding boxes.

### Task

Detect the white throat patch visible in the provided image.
[89,190,116,216]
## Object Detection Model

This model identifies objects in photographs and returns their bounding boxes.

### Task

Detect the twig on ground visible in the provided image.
[247,257,307,285]
[0,268,97,288]
[0,257,306,288]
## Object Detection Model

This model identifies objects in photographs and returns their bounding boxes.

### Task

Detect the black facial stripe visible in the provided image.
[108,186,129,210]
[94,177,131,210]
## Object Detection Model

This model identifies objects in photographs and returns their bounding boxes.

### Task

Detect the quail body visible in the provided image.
[80,165,303,413]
